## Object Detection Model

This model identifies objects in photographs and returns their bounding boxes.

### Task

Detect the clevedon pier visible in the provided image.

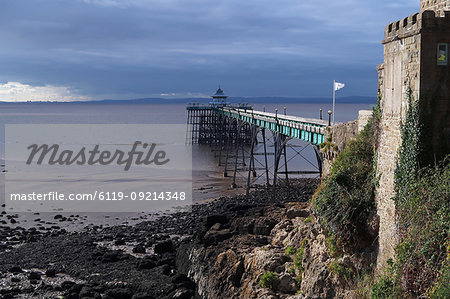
[186,88,333,194]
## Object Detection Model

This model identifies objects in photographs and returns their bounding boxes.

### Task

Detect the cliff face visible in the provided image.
[178,188,376,299]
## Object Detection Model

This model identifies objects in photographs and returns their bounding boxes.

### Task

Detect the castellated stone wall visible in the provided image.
[377,7,450,271]
[421,0,450,16]
[376,12,422,271]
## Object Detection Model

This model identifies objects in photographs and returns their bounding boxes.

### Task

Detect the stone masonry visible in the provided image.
[421,0,450,16]
[321,110,373,177]
[376,0,450,271]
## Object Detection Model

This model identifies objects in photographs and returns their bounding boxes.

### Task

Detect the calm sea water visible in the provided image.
[0,102,374,199]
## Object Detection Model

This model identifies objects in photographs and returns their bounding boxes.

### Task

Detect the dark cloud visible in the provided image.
[0,0,418,100]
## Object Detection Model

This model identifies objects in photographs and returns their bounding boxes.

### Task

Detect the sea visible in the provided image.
[0,101,374,229]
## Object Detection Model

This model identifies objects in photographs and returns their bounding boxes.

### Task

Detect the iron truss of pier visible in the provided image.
[186,87,329,194]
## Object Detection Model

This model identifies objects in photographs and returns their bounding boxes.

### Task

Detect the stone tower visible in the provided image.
[421,0,450,16]
[376,0,450,271]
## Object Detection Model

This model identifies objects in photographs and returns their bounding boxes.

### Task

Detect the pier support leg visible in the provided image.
[246,126,258,196]
[231,122,243,188]
[313,145,323,178]
[223,119,234,177]
[262,129,270,188]
[283,143,289,185]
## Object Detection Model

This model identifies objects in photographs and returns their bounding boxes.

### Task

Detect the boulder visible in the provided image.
[154,240,174,254]
[253,218,277,236]
[105,288,133,299]
[278,273,297,293]
[286,209,310,219]
[132,245,146,254]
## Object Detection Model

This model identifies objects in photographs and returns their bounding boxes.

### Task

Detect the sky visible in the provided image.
[0,0,419,101]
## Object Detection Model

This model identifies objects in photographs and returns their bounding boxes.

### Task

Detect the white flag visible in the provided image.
[334,82,345,91]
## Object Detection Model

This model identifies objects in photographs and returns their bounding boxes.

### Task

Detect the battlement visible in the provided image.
[421,0,450,16]
[421,9,450,31]
[384,13,421,42]
[384,10,450,43]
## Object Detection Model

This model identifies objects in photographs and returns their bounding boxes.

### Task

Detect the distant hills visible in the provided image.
[0,96,376,104]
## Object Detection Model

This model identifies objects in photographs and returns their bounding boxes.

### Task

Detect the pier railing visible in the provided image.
[216,107,327,145]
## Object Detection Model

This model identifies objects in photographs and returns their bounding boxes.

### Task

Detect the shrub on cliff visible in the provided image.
[312,100,380,252]
[394,159,449,297]
[259,271,280,291]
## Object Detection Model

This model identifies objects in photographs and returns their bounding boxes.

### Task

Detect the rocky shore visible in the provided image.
[0,179,374,298]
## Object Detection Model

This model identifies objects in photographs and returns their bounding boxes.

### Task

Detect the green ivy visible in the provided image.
[394,87,421,216]
[390,87,450,297]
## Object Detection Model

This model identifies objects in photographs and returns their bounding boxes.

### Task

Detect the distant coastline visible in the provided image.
[0,96,376,105]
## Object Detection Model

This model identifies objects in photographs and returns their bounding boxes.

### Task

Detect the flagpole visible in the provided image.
[332,80,335,125]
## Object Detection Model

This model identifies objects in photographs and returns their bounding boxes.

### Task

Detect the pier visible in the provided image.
[186,88,330,194]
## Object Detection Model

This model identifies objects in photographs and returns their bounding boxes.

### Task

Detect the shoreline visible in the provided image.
[0,178,318,298]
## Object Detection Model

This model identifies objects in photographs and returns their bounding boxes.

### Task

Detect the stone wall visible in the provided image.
[321,121,358,177]
[421,0,450,16]
[376,3,450,271]
[376,12,423,271]
[419,10,450,163]
[358,110,373,133]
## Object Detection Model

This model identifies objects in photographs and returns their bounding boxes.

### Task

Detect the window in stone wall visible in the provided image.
[437,43,448,66]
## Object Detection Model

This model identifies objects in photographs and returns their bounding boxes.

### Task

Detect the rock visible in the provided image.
[246,248,289,273]
[171,288,194,299]
[154,240,174,254]
[205,215,227,228]
[54,214,63,219]
[79,286,95,297]
[64,293,79,299]
[8,266,22,273]
[171,274,196,290]
[10,218,16,224]
[137,257,157,270]
[132,292,155,299]
[61,281,76,290]
[132,245,146,254]
[11,277,21,283]
[101,251,120,263]
[253,218,277,235]
[229,260,245,287]
[105,287,133,299]
[203,229,233,246]
[367,211,380,238]
[28,271,41,280]
[278,273,298,293]
[209,223,222,231]
[45,268,57,277]
[114,239,126,246]
[171,273,190,284]
[177,280,196,291]
[286,208,310,219]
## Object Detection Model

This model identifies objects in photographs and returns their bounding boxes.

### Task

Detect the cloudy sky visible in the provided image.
[0,0,418,101]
